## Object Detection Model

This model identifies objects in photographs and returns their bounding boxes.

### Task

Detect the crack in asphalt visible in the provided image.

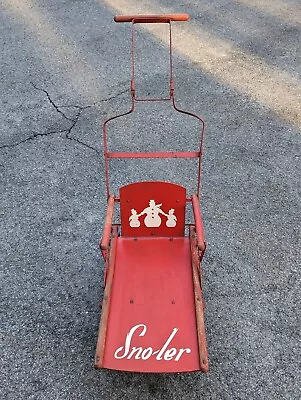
[31,82,75,122]
[0,84,129,152]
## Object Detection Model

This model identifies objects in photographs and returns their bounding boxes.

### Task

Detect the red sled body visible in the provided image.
[95,14,209,373]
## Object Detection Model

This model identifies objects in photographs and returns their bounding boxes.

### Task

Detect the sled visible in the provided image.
[94,14,209,373]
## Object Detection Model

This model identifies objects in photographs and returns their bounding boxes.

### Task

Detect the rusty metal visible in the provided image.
[107,151,200,159]
[191,194,206,252]
[96,14,209,374]
[114,14,189,23]
[103,16,205,199]
[95,226,118,369]
[100,194,115,261]
[189,226,209,372]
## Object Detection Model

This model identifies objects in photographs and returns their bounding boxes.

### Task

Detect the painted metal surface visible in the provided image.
[95,226,118,368]
[114,14,189,24]
[120,181,186,237]
[191,194,206,252]
[99,194,115,262]
[96,14,209,373]
[107,151,200,159]
[102,15,205,199]
[95,237,203,373]
[189,227,209,372]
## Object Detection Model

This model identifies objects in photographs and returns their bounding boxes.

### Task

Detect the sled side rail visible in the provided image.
[95,226,118,368]
[191,194,206,252]
[190,226,209,372]
[100,195,115,261]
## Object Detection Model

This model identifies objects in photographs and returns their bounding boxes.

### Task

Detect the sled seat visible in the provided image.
[120,181,187,237]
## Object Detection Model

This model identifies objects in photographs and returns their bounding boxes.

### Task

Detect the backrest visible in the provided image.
[120,181,186,237]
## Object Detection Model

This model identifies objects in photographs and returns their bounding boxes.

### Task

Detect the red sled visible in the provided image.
[95,14,209,373]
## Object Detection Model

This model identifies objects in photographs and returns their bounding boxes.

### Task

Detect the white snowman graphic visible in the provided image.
[129,209,140,227]
[129,200,177,228]
[166,208,177,227]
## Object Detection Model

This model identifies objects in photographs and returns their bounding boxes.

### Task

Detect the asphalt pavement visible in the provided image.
[1,1,300,399]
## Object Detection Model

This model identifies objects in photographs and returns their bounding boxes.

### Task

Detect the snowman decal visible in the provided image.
[129,200,177,228]
[129,209,140,227]
[166,208,177,227]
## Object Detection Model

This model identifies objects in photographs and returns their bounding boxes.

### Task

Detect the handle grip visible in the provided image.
[114,14,189,23]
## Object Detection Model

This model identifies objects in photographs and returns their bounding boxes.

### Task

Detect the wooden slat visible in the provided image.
[100,195,115,252]
[191,194,206,251]
[95,226,118,368]
[189,226,209,373]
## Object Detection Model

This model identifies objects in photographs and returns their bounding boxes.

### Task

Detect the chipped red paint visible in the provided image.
[95,14,209,373]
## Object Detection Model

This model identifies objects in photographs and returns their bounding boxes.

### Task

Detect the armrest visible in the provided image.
[191,194,206,252]
[100,195,115,251]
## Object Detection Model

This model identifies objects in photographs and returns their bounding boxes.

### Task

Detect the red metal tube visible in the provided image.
[100,195,115,251]
[114,14,189,23]
[107,151,200,159]
[191,194,206,251]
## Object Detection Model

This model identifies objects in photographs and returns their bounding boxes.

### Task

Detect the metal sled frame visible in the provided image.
[95,14,208,373]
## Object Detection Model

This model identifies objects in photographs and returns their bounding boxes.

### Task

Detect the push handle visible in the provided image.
[114,14,189,23]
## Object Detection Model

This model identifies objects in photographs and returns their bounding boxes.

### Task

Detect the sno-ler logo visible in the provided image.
[114,324,191,361]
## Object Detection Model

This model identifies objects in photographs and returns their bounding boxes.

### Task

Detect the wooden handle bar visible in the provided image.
[114,14,189,23]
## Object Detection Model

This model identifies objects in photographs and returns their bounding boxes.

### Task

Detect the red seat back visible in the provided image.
[120,181,186,237]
